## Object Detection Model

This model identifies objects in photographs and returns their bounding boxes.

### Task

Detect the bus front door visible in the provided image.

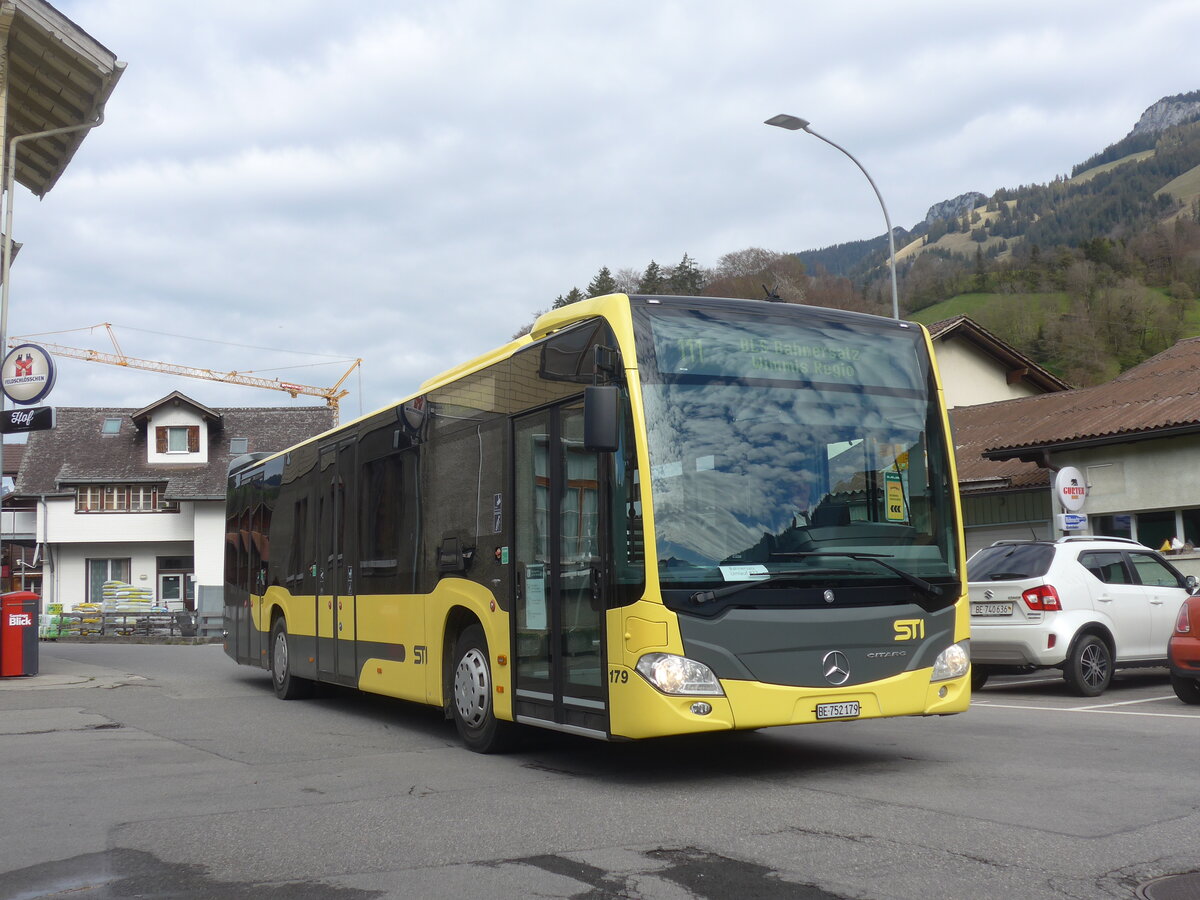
[513,403,609,738]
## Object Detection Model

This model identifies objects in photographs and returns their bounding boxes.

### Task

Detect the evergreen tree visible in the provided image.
[586,266,618,298]
[553,287,585,308]
[667,252,704,295]
[973,246,988,292]
[638,260,665,294]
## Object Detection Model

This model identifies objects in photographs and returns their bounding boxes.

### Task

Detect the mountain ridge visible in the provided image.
[797,91,1200,278]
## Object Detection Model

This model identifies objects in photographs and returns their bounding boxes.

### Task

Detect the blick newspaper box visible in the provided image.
[0,591,39,676]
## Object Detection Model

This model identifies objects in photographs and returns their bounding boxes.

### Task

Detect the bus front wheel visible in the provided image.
[451,624,516,753]
[270,617,314,700]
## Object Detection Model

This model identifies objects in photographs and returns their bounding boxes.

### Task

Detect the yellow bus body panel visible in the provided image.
[352,579,513,722]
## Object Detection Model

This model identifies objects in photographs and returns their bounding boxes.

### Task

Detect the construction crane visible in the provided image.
[10,323,360,423]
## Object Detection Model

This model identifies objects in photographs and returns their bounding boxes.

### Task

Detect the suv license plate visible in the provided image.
[971,602,1014,617]
[816,701,860,720]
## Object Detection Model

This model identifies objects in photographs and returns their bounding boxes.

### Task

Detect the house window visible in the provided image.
[77,486,103,511]
[230,437,249,454]
[101,417,123,434]
[87,558,132,604]
[103,485,127,511]
[129,485,158,511]
[76,484,173,513]
[156,425,200,454]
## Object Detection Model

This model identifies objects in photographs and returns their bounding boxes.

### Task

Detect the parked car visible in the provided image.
[967,536,1198,697]
[1168,593,1200,704]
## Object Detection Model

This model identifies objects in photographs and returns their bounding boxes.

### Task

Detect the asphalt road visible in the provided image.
[1,642,1198,900]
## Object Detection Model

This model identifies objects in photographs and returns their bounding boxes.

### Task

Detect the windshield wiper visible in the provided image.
[775,551,944,600]
[690,573,813,605]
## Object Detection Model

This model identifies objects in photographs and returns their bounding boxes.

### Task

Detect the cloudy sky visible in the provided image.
[11,0,1200,420]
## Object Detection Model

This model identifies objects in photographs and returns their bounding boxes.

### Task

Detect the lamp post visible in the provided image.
[765,114,900,320]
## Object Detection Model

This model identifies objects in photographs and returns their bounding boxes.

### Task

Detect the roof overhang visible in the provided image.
[1,0,125,198]
[984,422,1200,463]
[930,316,1071,393]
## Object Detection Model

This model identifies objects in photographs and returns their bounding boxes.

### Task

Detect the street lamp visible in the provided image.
[765,113,900,320]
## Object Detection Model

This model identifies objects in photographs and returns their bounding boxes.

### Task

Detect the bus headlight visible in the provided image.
[635,653,724,696]
[931,641,969,681]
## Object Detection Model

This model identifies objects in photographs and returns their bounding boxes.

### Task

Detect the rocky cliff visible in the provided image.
[1128,91,1200,137]
[924,191,986,225]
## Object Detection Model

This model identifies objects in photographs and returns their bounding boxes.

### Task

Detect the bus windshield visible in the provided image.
[635,301,959,596]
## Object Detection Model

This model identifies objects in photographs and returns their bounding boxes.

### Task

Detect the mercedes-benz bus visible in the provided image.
[224,294,970,752]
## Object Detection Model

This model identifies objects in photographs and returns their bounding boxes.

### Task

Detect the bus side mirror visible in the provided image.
[584,385,620,452]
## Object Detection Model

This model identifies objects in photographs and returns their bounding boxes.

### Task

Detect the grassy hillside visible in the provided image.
[908,292,1067,327]
[1158,163,1200,217]
[897,201,1016,262]
[1070,149,1155,184]
[910,289,1200,384]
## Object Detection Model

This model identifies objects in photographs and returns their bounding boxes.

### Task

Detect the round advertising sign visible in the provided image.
[1,343,57,405]
[1054,465,1087,512]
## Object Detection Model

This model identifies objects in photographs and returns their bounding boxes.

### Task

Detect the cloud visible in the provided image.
[16,0,1200,417]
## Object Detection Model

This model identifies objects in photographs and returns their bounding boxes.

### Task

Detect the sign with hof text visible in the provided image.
[1,405,54,433]
[2,343,56,405]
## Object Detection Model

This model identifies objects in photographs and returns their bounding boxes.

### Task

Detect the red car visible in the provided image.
[1169,594,1200,704]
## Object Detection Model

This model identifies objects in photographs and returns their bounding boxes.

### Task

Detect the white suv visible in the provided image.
[968,537,1198,696]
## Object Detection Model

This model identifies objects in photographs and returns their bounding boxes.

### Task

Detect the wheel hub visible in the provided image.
[454,648,490,727]
[274,631,289,686]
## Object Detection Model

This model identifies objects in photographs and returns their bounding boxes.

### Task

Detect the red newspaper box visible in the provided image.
[0,591,39,676]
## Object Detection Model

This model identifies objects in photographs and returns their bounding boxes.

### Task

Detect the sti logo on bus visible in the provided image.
[894,619,924,641]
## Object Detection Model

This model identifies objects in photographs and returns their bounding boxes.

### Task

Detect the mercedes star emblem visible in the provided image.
[822,650,851,685]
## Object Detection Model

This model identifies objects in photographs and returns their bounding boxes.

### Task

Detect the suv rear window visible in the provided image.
[968,543,1056,581]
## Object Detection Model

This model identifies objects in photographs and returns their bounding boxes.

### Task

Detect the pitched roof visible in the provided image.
[954,336,1200,464]
[14,402,335,501]
[2,442,25,478]
[949,403,1050,492]
[131,391,221,426]
[926,315,1071,394]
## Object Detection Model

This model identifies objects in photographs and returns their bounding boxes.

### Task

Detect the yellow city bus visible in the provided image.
[224,294,970,752]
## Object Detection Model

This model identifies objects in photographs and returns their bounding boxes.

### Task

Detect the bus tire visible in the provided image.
[270,617,314,700]
[451,624,516,753]
[970,666,990,692]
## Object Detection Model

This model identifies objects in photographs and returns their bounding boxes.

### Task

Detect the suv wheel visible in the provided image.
[1063,634,1112,697]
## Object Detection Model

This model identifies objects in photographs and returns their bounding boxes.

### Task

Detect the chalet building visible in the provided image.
[926,315,1070,409]
[11,392,333,615]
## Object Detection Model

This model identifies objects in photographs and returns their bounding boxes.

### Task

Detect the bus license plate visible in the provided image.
[971,603,1014,617]
[816,701,860,720]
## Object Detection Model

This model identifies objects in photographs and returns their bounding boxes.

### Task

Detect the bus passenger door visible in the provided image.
[317,439,359,683]
[513,403,609,738]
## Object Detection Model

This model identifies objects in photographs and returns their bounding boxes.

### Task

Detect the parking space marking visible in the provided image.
[972,701,1200,719]
[1081,694,1177,709]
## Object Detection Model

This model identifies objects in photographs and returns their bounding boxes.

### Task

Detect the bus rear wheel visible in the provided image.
[451,624,516,753]
[270,617,314,700]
